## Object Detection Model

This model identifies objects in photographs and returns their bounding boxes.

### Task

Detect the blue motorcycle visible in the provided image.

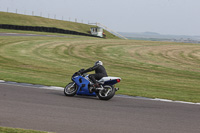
[64,69,121,100]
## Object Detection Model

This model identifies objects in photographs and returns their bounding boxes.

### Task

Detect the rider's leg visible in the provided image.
[88,74,98,92]
[89,74,97,84]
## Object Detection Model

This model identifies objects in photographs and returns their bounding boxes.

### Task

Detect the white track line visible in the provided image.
[0,80,199,105]
[40,86,64,91]
[0,80,5,83]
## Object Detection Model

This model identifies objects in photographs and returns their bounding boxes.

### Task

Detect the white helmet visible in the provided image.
[95,61,103,66]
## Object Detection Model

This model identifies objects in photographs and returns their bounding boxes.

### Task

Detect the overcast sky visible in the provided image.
[0,0,200,36]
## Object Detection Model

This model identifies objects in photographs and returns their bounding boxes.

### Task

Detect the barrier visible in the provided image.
[0,24,99,38]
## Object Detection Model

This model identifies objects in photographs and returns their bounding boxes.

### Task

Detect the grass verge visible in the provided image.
[0,127,52,133]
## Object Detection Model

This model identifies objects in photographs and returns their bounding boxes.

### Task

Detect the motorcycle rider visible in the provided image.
[81,61,108,90]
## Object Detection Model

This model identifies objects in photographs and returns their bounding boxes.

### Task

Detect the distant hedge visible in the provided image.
[0,24,100,38]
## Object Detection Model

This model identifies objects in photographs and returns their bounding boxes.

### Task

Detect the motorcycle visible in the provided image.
[64,69,121,100]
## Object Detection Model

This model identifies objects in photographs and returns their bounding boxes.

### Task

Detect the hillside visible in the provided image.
[0,12,118,39]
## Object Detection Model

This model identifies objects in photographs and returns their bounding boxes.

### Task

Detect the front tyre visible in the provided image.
[97,85,115,100]
[64,82,77,96]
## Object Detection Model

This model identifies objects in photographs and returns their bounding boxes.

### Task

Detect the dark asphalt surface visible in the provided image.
[0,83,200,133]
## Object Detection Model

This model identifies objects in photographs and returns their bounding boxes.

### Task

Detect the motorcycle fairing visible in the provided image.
[72,76,96,96]
[99,77,121,85]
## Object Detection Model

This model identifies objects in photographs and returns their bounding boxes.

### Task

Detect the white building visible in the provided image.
[90,27,103,37]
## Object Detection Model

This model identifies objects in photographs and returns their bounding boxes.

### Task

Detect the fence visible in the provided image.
[0,24,100,38]
[1,8,89,24]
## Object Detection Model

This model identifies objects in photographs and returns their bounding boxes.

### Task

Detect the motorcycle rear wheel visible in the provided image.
[64,82,77,96]
[97,85,115,100]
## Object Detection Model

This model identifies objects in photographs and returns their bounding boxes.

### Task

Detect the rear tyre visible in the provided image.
[64,82,77,96]
[97,85,115,100]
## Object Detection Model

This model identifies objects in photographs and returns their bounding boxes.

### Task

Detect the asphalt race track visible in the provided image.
[0,83,200,133]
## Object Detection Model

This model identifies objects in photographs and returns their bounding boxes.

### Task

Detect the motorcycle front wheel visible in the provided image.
[97,85,115,100]
[64,82,77,96]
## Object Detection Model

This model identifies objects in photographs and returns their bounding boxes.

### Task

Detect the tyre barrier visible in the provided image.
[0,24,100,38]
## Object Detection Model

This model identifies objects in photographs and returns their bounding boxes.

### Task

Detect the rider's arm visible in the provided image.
[82,65,98,73]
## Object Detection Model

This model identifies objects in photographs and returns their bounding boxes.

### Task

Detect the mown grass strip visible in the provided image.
[0,36,200,102]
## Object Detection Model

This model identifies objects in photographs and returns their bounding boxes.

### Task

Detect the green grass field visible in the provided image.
[0,34,200,102]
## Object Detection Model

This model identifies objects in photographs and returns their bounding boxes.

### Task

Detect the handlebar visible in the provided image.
[72,69,86,77]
